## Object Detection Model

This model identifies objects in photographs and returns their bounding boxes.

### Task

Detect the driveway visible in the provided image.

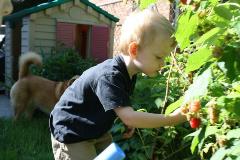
[0,94,13,118]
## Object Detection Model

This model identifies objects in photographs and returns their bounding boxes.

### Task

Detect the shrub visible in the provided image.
[32,48,96,81]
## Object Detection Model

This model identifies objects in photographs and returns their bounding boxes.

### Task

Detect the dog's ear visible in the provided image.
[55,82,65,99]
[55,75,80,99]
[67,75,79,86]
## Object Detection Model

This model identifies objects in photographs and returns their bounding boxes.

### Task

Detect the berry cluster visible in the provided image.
[206,99,219,125]
[181,100,201,129]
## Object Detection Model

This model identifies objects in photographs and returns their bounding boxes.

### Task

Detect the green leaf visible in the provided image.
[209,0,219,6]
[212,16,230,28]
[175,11,191,50]
[234,22,240,37]
[208,81,225,97]
[185,126,220,156]
[184,68,212,104]
[175,11,199,50]
[154,98,163,109]
[229,143,240,156]
[211,141,240,159]
[210,147,229,160]
[230,98,240,117]
[189,129,202,154]
[229,0,240,5]
[184,129,201,139]
[165,97,183,115]
[232,82,240,93]
[185,47,212,73]
[226,128,240,139]
[219,47,240,81]
[197,126,218,154]
[195,27,224,45]
[217,62,227,74]
[190,135,200,154]
[214,5,233,20]
[139,0,157,9]
[217,96,240,117]
[190,126,206,154]
[205,126,219,137]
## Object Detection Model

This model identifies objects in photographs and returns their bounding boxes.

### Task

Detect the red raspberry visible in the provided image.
[189,118,201,128]
[189,100,201,113]
[180,0,187,4]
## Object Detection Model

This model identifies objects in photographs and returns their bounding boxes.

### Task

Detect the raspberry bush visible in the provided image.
[171,0,240,159]
[113,0,240,159]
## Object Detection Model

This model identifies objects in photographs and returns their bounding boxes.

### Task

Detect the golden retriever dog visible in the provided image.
[10,52,79,120]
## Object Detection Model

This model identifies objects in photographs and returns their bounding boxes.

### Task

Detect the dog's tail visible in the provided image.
[19,52,42,79]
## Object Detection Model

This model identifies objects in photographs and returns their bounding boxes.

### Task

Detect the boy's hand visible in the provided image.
[170,107,188,122]
[122,125,135,139]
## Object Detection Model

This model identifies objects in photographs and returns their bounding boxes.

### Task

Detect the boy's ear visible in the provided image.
[128,42,138,58]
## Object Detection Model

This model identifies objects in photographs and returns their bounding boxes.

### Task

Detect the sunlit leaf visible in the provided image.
[184,129,201,139]
[175,11,199,50]
[232,82,240,93]
[154,98,164,109]
[205,126,219,137]
[139,0,157,9]
[234,22,240,37]
[217,96,240,117]
[210,147,229,160]
[190,135,200,154]
[190,127,206,154]
[229,144,240,156]
[211,0,220,5]
[229,0,240,4]
[226,128,240,139]
[184,68,212,104]
[219,47,240,81]
[195,27,224,45]
[185,47,212,73]
[165,97,183,115]
[214,5,233,20]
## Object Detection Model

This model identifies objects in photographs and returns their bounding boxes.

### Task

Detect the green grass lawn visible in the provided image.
[0,115,53,160]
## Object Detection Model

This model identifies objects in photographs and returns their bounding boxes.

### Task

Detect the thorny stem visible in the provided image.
[161,48,176,114]
[162,143,191,160]
[145,47,187,159]
[136,128,151,159]
[171,51,191,84]
[150,48,176,160]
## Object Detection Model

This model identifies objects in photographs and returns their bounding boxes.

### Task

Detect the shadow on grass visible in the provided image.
[0,113,53,160]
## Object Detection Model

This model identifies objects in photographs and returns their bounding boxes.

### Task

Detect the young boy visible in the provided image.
[50,9,187,160]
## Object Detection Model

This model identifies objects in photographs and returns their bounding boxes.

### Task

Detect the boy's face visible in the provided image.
[134,36,174,77]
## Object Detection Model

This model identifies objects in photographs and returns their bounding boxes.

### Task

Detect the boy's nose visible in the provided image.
[2,1,13,16]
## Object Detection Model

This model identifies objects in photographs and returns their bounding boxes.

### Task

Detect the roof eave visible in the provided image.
[3,0,119,22]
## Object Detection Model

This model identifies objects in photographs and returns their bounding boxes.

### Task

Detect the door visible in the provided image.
[91,26,109,62]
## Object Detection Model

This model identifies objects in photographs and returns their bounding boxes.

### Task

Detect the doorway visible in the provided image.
[75,24,89,58]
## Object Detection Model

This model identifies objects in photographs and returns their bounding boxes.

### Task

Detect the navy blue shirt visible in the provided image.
[49,55,136,144]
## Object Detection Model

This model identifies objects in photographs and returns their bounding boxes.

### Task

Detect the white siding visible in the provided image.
[21,16,30,54]
[27,2,109,54]
[31,16,56,53]
[4,22,13,91]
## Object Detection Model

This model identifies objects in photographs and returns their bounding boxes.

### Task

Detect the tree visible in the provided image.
[11,0,54,13]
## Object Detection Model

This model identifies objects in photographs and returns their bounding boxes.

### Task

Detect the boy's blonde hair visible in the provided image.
[119,9,175,54]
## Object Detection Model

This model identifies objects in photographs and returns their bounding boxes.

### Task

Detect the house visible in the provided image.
[3,0,119,86]
[89,0,175,55]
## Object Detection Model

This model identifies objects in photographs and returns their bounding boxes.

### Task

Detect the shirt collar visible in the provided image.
[114,55,137,91]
